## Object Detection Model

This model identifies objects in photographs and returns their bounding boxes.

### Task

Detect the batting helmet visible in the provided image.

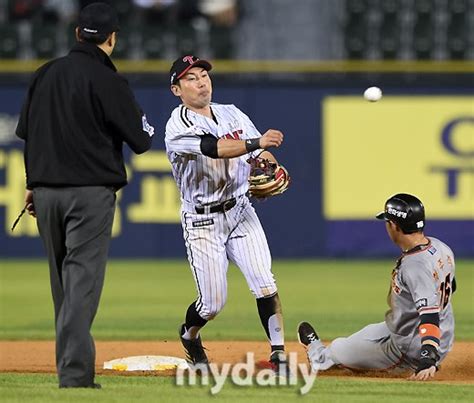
[376,193,425,234]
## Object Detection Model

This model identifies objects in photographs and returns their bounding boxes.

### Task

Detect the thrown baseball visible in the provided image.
[364,86,382,102]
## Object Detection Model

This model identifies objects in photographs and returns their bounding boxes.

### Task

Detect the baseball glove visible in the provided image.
[247,156,290,198]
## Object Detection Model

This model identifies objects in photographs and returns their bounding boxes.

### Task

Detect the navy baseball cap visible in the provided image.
[376,193,425,233]
[78,2,120,35]
[170,55,212,85]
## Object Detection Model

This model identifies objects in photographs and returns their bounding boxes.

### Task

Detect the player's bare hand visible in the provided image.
[25,189,36,217]
[408,366,437,381]
[259,129,283,149]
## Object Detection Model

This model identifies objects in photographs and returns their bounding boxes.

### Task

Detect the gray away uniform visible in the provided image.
[307,237,455,371]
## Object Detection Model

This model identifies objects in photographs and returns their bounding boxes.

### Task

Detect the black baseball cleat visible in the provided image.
[269,350,291,377]
[297,321,320,347]
[179,324,209,366]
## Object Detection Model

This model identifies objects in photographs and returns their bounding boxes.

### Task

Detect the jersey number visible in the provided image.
[439,273,452,310]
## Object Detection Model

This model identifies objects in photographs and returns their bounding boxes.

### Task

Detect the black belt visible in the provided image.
[195,198,236,214]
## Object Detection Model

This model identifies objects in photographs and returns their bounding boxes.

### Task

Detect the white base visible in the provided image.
[103,355,189,371]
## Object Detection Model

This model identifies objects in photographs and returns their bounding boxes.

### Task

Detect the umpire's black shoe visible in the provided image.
[59,383,102,389]
[297,321,320,347]
[179,324,209,366]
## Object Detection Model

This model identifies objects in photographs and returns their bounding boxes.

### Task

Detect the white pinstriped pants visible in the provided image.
[181,195,277,320]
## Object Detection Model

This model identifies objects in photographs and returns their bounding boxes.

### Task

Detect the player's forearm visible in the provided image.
[202,129,283,159]
[216,138,257,158]
[203,131,282,159]
[419,312,441,349]
[415,312,441,374]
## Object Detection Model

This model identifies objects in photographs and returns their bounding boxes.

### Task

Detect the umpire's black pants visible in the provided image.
[33,186,116,387]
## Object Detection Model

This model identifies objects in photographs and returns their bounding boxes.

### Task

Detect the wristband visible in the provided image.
[245,138,260,153]
[416,344,439,373]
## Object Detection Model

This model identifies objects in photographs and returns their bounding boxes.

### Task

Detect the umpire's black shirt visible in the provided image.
[16,42,153,189]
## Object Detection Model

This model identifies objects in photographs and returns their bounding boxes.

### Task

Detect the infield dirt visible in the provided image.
[0,341,472,383]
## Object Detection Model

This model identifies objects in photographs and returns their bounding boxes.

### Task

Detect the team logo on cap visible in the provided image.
[182,55,195,64]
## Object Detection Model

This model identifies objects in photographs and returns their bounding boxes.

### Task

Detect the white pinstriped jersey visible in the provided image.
[385,237,455,357]
[165,102,279,319]
[165,103,262,207]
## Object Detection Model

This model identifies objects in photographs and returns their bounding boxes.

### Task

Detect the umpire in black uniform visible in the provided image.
[16,3,154,388]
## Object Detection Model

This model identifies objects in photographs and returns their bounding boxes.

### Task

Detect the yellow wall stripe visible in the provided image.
[0,59,473,74]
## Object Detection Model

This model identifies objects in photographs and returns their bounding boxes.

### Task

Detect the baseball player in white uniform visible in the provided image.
[164,55,288,371]
[298,193,456,381]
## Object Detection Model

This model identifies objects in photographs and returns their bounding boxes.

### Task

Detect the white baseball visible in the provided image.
[364,86,382,102]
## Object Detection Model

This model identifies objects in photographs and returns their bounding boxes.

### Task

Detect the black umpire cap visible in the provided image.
[376,193,425,234]
[170,55,213,85]
[78,2,120,36]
